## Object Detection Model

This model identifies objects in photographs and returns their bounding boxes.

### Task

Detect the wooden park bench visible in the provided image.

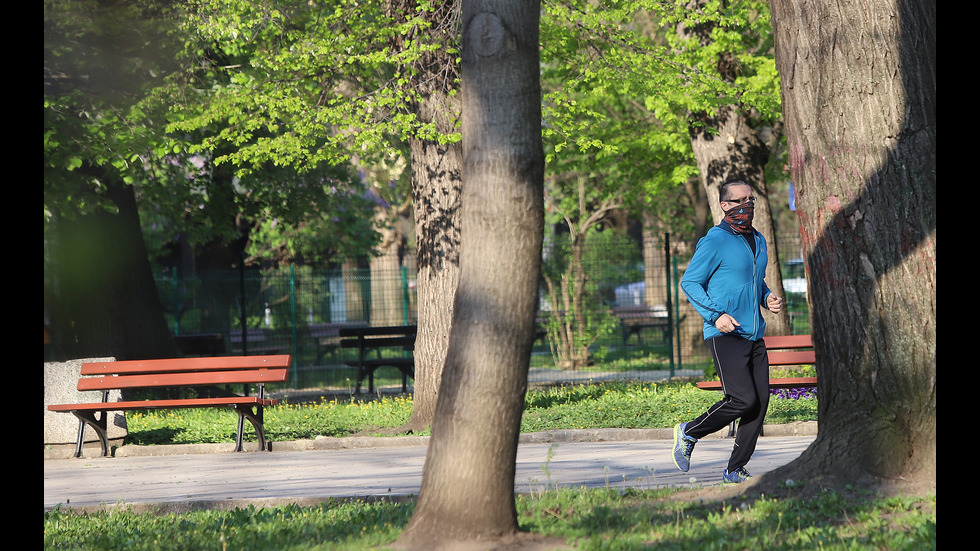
[696,334,817,437]
[613,305,670,346]
[229,327,283,355]
[340,325,416,394]
[308,321,369,364]
[47,355,290,458]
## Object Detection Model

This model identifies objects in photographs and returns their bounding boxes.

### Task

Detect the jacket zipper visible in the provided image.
[739,234,758,338]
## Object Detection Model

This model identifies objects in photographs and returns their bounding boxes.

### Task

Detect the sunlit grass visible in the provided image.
[124,381,816,445]
[44,486,935,550]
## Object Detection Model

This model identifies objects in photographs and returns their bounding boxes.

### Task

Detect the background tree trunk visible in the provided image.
[385,0,464,432]
[393,0,546,548]
[48,175,179,362]
[408,126,463,430]
[765,0,936,492]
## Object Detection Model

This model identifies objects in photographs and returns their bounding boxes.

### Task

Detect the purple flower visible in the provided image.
[770,387,817,400]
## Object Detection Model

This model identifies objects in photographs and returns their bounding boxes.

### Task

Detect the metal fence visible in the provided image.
[155,233,809,392]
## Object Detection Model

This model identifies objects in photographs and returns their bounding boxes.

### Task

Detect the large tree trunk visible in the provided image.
[393,0,548,548]
[48,175,179,362]
[384,0,465,432]
[765,0,936,493]
[408,124,462,428]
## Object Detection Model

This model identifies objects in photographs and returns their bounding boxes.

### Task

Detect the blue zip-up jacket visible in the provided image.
[681,223,773,341]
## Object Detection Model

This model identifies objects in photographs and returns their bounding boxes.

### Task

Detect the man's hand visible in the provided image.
[767,294,783,314]
[714,313,740,333]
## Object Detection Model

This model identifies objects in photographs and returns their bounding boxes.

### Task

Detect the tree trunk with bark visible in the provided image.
[764,0,936,493]
[407,124,462,429]
[393,0,550,548]
[48,175,179,362]
[383,0,464,433]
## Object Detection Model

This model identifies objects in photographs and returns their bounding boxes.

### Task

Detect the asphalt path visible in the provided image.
[44,428,816,513]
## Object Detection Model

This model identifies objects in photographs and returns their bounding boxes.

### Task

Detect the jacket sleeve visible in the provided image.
[681,236,725,324]
[760,283,773,307]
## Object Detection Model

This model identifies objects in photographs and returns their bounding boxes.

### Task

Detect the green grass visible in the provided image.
[43,486,936,550]
[45,381,936,550]
[121,380,817,445]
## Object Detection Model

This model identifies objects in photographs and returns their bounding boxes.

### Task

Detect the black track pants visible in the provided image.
[684,334,770,472]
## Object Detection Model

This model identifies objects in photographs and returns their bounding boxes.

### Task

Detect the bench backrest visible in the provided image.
[308,321,369,338]
[339,326,416,351]
[612,305,668,319]
[229,328,269,343]
[763,335,815,366]
[339,325,417,338]
[76,355,291,392]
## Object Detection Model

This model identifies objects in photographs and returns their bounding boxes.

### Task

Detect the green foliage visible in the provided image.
[43,0,382,271]
[133,0,464,264]
[522,381,718,432]
[43,0,180,224]
[540,0,781,214]
[541,229,641,366]
[162,0,457,173]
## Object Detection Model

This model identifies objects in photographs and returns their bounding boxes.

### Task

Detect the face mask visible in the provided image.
[723,200,755,234]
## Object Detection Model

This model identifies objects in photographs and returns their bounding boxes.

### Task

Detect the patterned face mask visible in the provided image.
[723,200,755,234]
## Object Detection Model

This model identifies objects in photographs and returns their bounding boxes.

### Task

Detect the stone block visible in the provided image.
[43,358,127,445]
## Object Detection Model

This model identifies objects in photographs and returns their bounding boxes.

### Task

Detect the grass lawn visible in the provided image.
[44,378,935,550]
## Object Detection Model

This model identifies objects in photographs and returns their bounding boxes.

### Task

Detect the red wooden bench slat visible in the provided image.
[763,334,813,348]
[767,376,818,388]
[697,376,818,391]
[80,355,291,375]
[767,350,816,366]
[76,368,288,391]
[47,396,278,412]
[698,334,817,392]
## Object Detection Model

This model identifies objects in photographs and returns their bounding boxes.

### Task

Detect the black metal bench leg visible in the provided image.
[725,420,763,437]
[235,413,246,452]
[74,418,86,458]
[232,405,271,452]
[71,411,109,458]
[355,366,365,394]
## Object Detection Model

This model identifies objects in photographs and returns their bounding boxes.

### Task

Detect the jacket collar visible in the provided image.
[715,221,756,237]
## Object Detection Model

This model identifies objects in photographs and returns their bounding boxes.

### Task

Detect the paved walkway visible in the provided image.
[44,425,816,513]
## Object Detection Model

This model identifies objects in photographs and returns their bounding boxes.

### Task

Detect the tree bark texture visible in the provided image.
[768,0,935,490]
[384,0,464,432]
[409,127,463,430]
[48,175,179,362]
[394,0,544,548]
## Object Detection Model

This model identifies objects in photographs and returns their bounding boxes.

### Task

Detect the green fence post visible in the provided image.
[290,265,298,388]
[239,255,247,355]
[401,266,410,325]
[172,267,180,336]
[672,256,682,372]
[664,233,674,379]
